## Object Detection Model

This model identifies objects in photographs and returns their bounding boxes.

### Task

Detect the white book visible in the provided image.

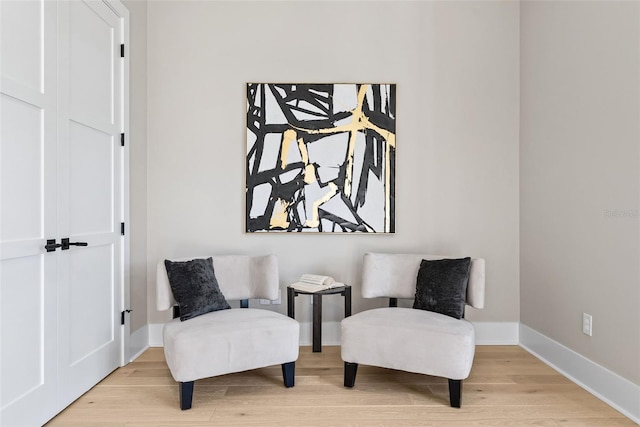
[299,274,335,286]
[290,275,345,293]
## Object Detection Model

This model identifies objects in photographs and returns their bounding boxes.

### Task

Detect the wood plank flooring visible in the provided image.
[46,346,635,426]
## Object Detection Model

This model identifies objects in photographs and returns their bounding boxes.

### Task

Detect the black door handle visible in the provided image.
[61,238,88,250]
[45,239,62,252]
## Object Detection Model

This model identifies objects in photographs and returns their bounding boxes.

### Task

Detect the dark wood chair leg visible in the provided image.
[180,381,194,410]
[282,361,295,388]
[344,362,358,387]
[448,379,462,408]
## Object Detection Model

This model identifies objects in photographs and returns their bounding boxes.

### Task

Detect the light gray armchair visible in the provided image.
[341,253,485,407]
[156,255,300,409]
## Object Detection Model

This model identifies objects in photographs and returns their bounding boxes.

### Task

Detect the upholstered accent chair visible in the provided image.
[156,255,300,410]
[341,253,485,407]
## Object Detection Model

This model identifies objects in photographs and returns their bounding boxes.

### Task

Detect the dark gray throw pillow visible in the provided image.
[164,257,230,321]
[413,257,471,320]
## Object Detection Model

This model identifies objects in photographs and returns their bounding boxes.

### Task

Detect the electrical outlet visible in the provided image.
[582,313,593,336]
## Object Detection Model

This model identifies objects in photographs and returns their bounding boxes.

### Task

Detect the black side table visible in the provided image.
[287,285,352,352]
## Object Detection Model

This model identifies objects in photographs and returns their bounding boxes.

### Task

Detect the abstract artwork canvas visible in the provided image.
[246,83,396,233]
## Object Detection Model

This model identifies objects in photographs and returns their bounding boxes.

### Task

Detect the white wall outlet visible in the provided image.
[582,313,593,336]
[259,299,271,305]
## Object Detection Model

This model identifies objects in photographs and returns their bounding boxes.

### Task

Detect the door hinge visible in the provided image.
[120,44,125,58]
[121,309,132,325]
[121,222,125,236]
[121,133,125,147]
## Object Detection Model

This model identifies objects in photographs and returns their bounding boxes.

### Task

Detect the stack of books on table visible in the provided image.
[290,274,345,293]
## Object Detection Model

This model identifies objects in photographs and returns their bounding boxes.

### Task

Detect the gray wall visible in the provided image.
[145,1,521,325]
[520,1,640,383]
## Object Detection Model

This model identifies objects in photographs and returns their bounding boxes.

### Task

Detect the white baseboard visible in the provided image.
[519,324,640,424]
[128,325,150,362]
[298,320,340,346]
[473,321,519,345]
[149,323,164,347]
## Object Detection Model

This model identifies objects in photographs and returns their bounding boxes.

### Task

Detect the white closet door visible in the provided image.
[0,1,59,426]
[0,1,126,425]
[56,0,123,409]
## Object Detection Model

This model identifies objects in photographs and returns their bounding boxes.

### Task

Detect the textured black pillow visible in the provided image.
[164,258,230,321]
[413,257,471,319]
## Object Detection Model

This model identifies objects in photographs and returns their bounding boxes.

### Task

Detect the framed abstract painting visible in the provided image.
[246,83,396,233]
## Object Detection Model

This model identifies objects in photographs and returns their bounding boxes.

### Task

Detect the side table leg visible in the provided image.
[344,286,352,318]
[312,293,322,352]
[287,287,295,318]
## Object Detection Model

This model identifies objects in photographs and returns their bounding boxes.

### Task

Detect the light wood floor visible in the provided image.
[47,346,635,426]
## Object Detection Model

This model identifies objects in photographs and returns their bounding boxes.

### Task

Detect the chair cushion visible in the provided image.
[164,257,231,321]
[163,308,300,382]
[341,307,475,380]
[413,257,471,319]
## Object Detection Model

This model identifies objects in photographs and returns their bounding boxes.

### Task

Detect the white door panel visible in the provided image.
[69,0,115,125]
[69,121,114,236]
[57,0,122,409]
[68,245,115,365]
[0,0,43,93]
[0,256,47,401]
[0,94,44,242]
[58,243,119,407]
[0,255,57,418]
[0,1,58,425]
